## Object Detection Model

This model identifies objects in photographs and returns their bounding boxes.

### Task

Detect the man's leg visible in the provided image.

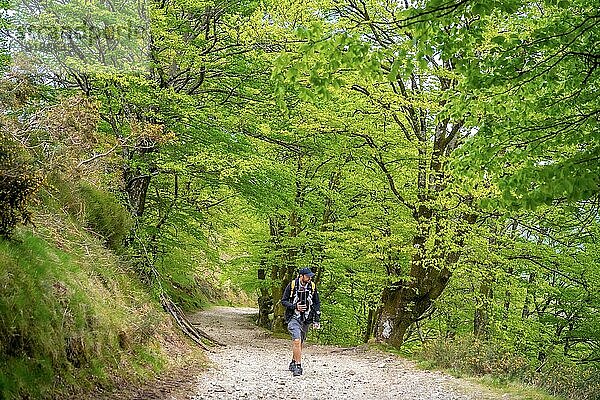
[288,319,303,363]
[288,319,305,375]
[292,338,302,363]
[300,322,309,344]
[297,322,310,361]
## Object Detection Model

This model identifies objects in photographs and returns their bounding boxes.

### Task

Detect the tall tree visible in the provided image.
[272,0,480,345]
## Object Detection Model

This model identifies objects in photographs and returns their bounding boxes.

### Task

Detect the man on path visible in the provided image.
[281,267,321,376]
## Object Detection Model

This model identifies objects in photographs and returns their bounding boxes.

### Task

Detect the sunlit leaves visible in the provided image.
[453,0,600,208]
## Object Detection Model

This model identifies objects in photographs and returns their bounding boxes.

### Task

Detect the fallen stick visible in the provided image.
[160,293,226,350]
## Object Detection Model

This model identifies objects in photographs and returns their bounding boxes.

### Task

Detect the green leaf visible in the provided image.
[491,36,505,45]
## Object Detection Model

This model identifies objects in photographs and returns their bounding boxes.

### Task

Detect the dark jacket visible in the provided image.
[281,277,321,324]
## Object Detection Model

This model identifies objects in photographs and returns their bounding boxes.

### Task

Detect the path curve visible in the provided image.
[187,307,511,400]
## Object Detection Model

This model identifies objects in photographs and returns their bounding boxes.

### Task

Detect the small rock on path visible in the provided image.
[188,307,512,400]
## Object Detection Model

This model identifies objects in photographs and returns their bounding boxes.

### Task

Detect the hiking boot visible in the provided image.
[288,360,296,371]
[292,364,303,376]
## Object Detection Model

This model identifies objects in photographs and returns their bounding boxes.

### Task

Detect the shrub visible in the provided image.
[417,336,600,399]
[0,137,41,237]
[417,335,530,379]
[530,358,600,400]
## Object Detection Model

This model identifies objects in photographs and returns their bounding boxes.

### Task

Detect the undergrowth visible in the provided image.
[414,336,599,400]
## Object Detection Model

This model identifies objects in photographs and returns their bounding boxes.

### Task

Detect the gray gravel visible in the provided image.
[189,307,511,400]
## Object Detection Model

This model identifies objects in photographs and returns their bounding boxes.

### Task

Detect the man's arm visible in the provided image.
[281,282,294,309]
[312,288,321,322]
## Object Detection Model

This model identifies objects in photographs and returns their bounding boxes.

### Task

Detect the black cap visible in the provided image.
[298,267,315,277]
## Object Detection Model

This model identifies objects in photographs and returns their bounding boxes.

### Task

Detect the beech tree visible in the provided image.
[272,0,481,345]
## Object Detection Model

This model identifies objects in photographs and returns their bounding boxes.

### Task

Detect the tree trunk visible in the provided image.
[364,308,376,343]
[374,199,472,346]
[257,266,273,329]
[271,263,295,332]
[474,282,492,338]
[265,214,298,332]
[268,156,307,332]
[374,262,451,346]
[124,172,151,217]
[121,135,157,218]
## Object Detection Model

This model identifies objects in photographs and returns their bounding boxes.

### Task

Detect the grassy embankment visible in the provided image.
[0,176,209,399]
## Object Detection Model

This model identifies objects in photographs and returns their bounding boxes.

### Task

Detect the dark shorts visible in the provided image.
[287,318,310,342]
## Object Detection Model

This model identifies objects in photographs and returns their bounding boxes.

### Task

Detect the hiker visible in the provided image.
[281,267,321,376]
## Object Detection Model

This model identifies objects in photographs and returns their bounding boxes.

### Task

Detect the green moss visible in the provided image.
[40,174,132,252]
[77,182,132,251]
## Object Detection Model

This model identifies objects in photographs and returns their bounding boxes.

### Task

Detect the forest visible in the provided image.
[0,0,599,399]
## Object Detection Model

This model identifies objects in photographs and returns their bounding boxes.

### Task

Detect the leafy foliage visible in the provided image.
[452,1,600,208]
[1,0,600,399]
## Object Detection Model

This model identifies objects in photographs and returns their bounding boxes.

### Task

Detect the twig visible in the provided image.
[76,144,119,168]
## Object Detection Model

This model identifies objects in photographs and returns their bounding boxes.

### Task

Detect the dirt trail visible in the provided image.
[186,307,512,400]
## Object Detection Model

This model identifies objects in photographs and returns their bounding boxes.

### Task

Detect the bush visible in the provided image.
[418,335,530,378]
[417,336,600,400]
[0,137,41,237]
[530,358,600,400]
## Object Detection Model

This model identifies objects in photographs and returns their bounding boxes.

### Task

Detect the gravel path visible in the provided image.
[187,307,511,400]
